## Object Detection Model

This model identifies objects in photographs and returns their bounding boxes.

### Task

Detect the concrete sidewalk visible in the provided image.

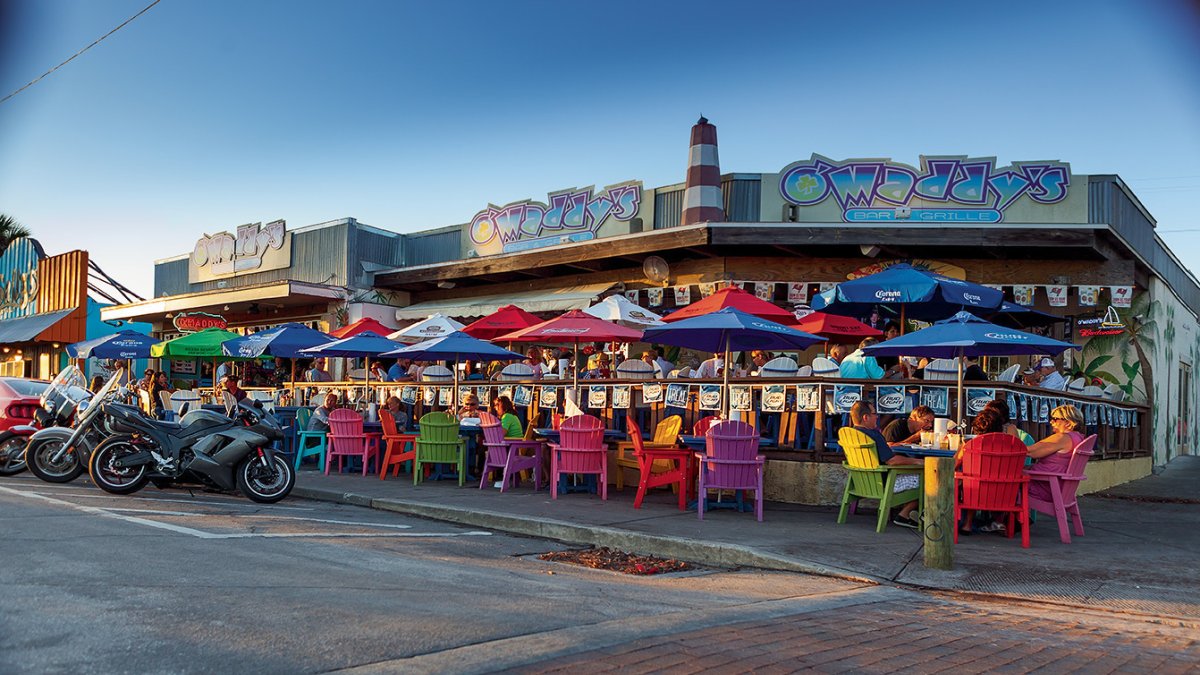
[293,455,1200,623]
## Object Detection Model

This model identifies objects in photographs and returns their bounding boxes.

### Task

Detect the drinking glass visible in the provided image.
[920,431,933,447]
[948,433,961,451]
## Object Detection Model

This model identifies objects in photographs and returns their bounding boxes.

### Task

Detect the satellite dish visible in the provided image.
[642,256,670,284]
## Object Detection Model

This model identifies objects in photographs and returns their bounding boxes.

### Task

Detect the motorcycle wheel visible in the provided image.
[0,433,28,476]
[88,437,149,495]
[27,437,84,483]
[236,452,295,504]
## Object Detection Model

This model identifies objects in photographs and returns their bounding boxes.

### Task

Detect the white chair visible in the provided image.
[1081,385,1104,398]
[810,357,840,378]
[220,391,238,415]
[1056,376,1071,391]
[1103,384,1125,402]
[347,368,368,380]
[158,390,172,412]
[797,365,813,377]
[421,365,454,382]
[137,389,153,415]
[668,368,693,379]
[924,358,959,381]
[615,359,654,380]
[247,390,275,412]
[1067,377,1086,393]
[496,363,535,381]
[169,390,201,417]
[997,363,1021,383]
[759,356,799,378]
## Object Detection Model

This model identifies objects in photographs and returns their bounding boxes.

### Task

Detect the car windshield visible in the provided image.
[2,378,49,398]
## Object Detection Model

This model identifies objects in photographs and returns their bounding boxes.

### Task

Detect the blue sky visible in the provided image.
[1,0,1198,299]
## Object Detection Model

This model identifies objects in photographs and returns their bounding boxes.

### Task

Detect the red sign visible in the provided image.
[173,312,227,332]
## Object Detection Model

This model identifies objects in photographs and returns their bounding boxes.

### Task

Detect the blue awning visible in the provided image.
[0,309,75,344]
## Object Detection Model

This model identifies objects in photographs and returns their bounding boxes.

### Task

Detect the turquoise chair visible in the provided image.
[294,407,328,471]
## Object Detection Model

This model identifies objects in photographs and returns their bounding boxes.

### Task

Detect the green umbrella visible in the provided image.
[151,328,245,358]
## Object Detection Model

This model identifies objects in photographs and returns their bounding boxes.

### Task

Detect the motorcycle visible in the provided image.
[21,366,111,483]
[87,390,294,503]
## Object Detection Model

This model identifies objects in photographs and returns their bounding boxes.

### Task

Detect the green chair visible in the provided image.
[836,427,923,533]
[414,411,466,486]
[294,407,328,472]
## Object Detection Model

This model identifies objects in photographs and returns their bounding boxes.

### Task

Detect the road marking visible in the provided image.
[0,486,226,538]
[101,509,416,530]
[44,492,316,511]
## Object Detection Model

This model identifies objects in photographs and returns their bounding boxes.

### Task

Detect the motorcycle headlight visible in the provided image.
[44,400,56,414]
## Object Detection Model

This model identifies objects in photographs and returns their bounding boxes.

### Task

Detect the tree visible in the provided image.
[0,214,31,253]
[1078,291,1158,435]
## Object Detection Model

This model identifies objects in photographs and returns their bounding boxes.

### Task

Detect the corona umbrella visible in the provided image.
[66,330,160,360]
[383,331,524,408]
[812,263,1004,325]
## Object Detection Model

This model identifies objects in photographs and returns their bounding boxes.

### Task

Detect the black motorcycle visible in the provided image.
[87,394,294,503]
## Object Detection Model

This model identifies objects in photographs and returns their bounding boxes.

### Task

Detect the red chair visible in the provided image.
[693,415,720,436]
[326,408,380,476]
[548,414,606,500]
[697,420,764,521]
[478,412,544,492]
[626,417,689,510]
[1027,434,1097,544]
[954,433,1030,548]
[378,412,418,480]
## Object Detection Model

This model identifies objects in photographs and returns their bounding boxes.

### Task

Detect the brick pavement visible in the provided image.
[513,597,1200,674]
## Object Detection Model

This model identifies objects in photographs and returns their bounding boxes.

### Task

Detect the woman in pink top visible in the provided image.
[1027,404,1086,500]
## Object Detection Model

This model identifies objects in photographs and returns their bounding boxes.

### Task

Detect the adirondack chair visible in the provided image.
[294,407,327,471]
[954,433,1030,548]
[414,411,467,486]
[478,412,543,492]
[924,358,959,381]
[693,415,720,436]
[836,427,924,533]
[548,414,607,500]
[997,363,1021,383]
[325,408,380,476]
[620,417,690,510]
[169,390,201,417]
[612,415,682,491]
[1026,434,1097,544]
[810,356,840,378]
[378,411,419,480]
[697,420,764,521]
[759,357,799,377]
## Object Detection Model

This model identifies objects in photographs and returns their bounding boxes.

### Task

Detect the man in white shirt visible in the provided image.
[1025,357,1066,390]
[695,355,723,379]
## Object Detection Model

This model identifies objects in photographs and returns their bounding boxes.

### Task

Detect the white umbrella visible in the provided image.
[389,313,466,343]
[584,295,665,328]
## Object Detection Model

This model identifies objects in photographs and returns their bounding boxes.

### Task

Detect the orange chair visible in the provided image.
[626,417,690,510]
[378,412,419,480]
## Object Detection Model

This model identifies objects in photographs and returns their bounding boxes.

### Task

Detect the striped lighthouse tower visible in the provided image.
[680,116,726,227]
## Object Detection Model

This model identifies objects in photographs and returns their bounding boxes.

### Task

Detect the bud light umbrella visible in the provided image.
[862,311,1079,430]
[301,331,408,403]
[641,308,824,417]
[382,331,525,405]
[66,330,160,359]
[583,294,665,328]
[812,263,1004,326]
[221,323,335,391]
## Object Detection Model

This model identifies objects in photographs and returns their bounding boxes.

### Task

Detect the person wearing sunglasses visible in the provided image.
[457,394,482,420]
[1026,405,1086,501]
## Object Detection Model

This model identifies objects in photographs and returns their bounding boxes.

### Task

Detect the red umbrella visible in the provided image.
[496,310,643,391]
[461,305,543,341]
[329,317,397,339]
[663,286,799,325]
[794,312,884,343]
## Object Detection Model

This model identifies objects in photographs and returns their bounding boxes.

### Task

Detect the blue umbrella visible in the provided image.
[973,301,1065,329]
[66,330,160,359]
[812,263,1004,323]
[863,311,1079,427]
[383,331,525,404]
[641,308,824,415]
[222,323,334,358]
[301,331,408,400]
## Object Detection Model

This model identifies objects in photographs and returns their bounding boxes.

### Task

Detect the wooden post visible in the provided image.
[923,455,955,570]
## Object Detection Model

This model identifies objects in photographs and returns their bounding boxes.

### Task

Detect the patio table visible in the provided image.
[892,444,957,458]
[534,428,625,495]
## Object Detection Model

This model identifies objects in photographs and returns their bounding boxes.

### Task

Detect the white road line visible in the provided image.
[215,532,492,539]
[43,492,316,511]
[101,509,416,530]
[0,486,225,539]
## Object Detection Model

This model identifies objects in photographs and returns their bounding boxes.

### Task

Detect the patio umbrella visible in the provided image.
[221,323,335,393]
[328,317,397,339]
[662,286,799,325]
[642,308,824,416]
[496,309,644,393]
[301,331,408,405]
[794,312,883,344]
[862,311,1079,430]
[383,331,524,408]
[66,330,160,359]
[389,313,466,343]
[152,327,251,397]
[583,295,665,328]
[812,263,1004,325]
[461,304,543,341]
[973,301,1066,329]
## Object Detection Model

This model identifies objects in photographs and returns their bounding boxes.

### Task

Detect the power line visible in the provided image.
[0,0,163,107]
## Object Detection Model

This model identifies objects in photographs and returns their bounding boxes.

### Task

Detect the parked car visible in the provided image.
[0,377,49,431]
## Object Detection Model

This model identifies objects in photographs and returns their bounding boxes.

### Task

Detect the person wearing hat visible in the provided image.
[1023,357,1065,390]
[222,374,248,403]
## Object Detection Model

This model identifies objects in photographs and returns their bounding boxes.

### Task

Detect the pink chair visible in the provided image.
[548,414,606,500]
[325,408,380,476]
[697,420,764,521]
[1026,434,1097,544]
[478,412,544,492]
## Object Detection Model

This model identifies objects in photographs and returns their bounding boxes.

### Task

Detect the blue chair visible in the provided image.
[294,407,327,471]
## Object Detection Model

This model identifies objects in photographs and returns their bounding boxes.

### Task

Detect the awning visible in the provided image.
[100,281,346,323]
[0,309,75,344]
[395,282,615,321]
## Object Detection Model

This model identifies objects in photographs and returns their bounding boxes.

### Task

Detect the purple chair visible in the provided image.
[478,412,544,492]
[1026,434,1097,544]
[548,414,607,500]
[696,420,764,521]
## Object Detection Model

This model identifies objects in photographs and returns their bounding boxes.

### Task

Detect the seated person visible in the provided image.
[983,398,1033,445]
[490,395,523,438]
[457,393,482,420]
[368,361,388,381]
[959,408,1009,534]
[308,393,339,432]
[1023,357,1065,390]
[695,355,723,379]
[582,353,612,379]
[1026,404,1086,501]
[882,405,935,445]
[963,356,988,381]
[876,322,905,378]
[850,401,923,529]
[387,358,413,382]
[222,375,248,403]
[382,395,410,430]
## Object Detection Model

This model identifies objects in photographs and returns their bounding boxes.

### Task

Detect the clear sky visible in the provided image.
[1,0,1198,300]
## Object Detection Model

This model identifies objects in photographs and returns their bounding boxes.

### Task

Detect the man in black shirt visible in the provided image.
[882,405,935,445]
[851,401,923,529]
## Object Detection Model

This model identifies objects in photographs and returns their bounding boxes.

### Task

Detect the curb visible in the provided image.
[291,486,882,585]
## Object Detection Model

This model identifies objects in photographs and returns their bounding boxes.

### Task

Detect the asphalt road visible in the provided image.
[2,475,1197,674]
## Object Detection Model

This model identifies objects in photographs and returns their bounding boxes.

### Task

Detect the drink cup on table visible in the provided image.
[920,431,934,447]
[948,433,961,451]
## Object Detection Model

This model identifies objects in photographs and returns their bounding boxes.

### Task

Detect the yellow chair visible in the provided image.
[836,427,923,533]
[613,415,682,491]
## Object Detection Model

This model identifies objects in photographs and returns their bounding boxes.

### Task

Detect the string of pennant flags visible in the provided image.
[625,282,1134,308]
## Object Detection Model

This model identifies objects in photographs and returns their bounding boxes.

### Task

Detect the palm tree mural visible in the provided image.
[0,214,31,253]
[1078,290,1158,437]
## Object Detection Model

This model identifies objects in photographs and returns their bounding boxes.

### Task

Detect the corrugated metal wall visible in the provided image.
[405,228,462,266]
[350,227,405,287]
[653,176,762,229]
[1089,177,1200,313]
[35,250,88,342]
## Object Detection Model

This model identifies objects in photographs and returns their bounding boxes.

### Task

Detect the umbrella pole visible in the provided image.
[722,336,731,419]
[290,359,297,406]
[956,353,965,433]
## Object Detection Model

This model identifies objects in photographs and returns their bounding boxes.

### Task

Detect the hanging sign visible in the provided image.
[698,384,722,411]
[173,312,227,333]
[754,282,773,301]
[1013,285,1036,306]
[876,385,907,415]
[833,384,862,413]
[642,382,663,403]
[1077,285,1099,307]
[190,220,290,283]
[665,383,689,408]
[787,282,808,304]
[647,288,664,307]
[1110,286,1133,308]
[624,290,639,303]
[400,386,417,404]
[587,386,607,409]
[699,282,717,298]
[795,383,821,412]
[539,386,558,407]
[673,285,691,305]
[761,384,786,412]
[611,385,630,409]
[966,388,996,415]
[513,385,533,406]
[921,386,950,416]
[729,385,752,411]
[1046,285,1068,307]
